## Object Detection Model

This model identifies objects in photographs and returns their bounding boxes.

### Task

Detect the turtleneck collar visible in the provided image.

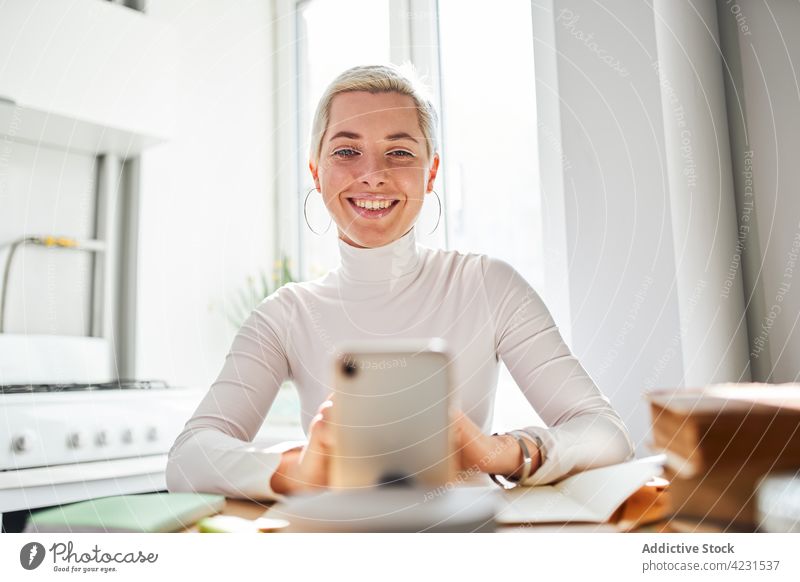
[337,226,421,283]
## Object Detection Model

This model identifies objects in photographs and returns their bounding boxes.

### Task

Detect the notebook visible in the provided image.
[24,493,226,533]
[495,455,665,524]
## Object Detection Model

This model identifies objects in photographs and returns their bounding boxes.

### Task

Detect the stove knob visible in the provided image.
[146,426,158,442]
[66,431,84,449]
[11,431,35,454]
[121,428,134,444]
[95,430,109,447]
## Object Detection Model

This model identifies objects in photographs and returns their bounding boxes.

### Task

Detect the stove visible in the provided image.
[0,336,202,518]
[0,381,201,519]
[0,379,169,394]
[0,156,204,523]
[1,379,198,470]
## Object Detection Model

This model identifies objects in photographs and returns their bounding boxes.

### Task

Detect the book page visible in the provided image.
[495,455,665,524]
[496,485,597,523]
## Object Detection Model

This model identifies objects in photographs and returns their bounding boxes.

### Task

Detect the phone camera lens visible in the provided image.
[342,360,357,377]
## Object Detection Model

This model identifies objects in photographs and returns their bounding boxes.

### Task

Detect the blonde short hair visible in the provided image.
[309,63,439,164]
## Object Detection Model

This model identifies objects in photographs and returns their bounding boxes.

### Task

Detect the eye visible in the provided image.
[388,150,414,158]
[332,147,360,158]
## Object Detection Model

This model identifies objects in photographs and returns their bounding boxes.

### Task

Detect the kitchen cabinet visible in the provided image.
[0,0,175,155]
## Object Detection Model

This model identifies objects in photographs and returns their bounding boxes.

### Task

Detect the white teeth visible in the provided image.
[353,199,394,210]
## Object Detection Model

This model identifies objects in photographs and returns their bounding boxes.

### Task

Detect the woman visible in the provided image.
[166,63,634,500]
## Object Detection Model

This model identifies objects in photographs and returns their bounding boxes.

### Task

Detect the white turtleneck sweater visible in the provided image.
[166,226,634,501]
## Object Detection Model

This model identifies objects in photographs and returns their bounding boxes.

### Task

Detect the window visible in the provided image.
[438,0,543,290]
[437,0,544,431]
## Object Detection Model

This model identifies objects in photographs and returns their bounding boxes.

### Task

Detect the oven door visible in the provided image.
[0,457,169,514]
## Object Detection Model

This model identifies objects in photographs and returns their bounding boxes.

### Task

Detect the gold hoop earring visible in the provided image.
[304,187,332,235]
[427,190,442,235]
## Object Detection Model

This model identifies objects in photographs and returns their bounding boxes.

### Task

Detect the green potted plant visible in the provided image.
[224,255,296,331]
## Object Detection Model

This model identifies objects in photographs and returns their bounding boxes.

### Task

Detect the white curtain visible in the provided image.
[653,0,751,385]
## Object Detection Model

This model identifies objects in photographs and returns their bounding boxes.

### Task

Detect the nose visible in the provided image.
[358,151,388,189]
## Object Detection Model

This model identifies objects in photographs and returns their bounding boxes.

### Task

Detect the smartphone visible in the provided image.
[329,337,458,491]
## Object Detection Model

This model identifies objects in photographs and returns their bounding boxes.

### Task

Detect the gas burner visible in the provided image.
[0,379,169,394]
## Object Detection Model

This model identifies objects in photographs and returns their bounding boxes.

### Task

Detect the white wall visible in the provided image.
[137,1,275,390]
[532,0,685,454]
[0,143,95,337]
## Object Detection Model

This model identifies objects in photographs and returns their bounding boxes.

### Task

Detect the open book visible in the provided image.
[495,455,665,524]
[262,456,665,531]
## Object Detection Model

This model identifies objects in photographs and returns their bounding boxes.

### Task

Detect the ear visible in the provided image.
[309,159,321,191]
[426,153,440,192]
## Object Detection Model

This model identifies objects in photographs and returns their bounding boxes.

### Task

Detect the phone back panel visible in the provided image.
[330,339,457,490]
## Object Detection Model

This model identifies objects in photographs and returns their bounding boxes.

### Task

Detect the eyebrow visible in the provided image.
[329,131,419,143]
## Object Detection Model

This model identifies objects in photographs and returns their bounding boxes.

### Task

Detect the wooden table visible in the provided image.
[183,478,671,533]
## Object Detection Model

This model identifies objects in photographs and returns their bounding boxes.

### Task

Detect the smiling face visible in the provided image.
[309,91,440,248]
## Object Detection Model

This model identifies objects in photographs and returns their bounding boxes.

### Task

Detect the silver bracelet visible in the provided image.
[489,431,534,490]
[519,431,546,471]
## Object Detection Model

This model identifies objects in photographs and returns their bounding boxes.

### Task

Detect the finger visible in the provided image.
[299,417,329,466]
[317,416,336,449]
[309,411,324,429]
[308,414,334,450]
[316,398,333,414]
[453,411,480,442]
[456,410,480,430]
[296,441,330,490]
[314,403,333,427]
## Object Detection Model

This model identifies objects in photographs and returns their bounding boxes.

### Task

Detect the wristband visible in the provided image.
[488,431,533,490]
[517,431,546,473]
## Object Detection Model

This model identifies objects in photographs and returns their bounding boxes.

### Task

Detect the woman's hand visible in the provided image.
[270,393,335,495]
[451,410,541,479]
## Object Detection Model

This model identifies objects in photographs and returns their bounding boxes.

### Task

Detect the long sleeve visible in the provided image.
[481,256,635,486]
[165,286,302,502]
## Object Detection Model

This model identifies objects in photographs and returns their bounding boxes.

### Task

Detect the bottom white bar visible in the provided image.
[0,533,798,581]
